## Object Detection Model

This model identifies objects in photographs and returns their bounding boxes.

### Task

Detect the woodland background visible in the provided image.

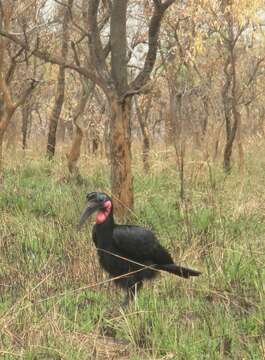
[0,1,264,359]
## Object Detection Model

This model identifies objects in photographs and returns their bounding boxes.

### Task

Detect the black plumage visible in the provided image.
[78,192,201,304]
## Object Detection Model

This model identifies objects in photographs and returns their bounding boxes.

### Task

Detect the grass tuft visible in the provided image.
[0,144,264,359]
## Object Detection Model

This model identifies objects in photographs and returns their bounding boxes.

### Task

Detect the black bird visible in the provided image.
[78,192,201,305]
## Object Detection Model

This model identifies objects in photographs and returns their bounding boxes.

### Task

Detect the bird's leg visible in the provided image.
[121,282,143,308]
[121,291,130,308]
[121,287,134,308]
[132,281,143,302]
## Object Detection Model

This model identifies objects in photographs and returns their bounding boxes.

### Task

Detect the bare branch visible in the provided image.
[71,41,81,67]
[103,39,111,59]
[5,47,24,84]
[14,79,39,109]
[87,0,108,75]
[0,28,101,85]
[154,0,176,10]
[238,56,265,101]
[129,0,176,93]
[161,0,176,9]
[110,0,129,95]
[56,0,90,37]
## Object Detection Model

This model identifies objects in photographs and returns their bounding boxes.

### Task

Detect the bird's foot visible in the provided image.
[120,295,130,309]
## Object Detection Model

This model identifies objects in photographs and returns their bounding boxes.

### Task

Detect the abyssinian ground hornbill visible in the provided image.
[78,192,201,304]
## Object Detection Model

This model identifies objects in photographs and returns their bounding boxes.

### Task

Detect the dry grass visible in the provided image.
[0,138,264,359]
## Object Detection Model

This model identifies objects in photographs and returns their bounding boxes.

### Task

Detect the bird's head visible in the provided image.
[78,192,112,229]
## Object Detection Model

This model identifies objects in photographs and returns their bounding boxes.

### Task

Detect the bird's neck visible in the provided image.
[96,201,113,224]
[94,212,115,248]
[95,210,115,229]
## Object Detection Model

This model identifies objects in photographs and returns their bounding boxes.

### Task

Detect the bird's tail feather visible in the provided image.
[158,264,201,278]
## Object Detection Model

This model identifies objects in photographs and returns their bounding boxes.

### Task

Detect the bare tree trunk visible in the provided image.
[66,80,91,176]
[223,74,239,172]
[22,102,30,149]
[236,114,244,173]
[6,119,18,150]
[0,112,12,175]
[169,87,177,142]
[46,67,66,158]
[223,137,233,172]
[164,109,172,147]
[176,141,185,202]
[134,96,151,172]
[0,87,36,177]
[57,117,66,143]
[222,8,240,173]
[168,85,182,147]
[142,128,150,172]
[201,95,209,138]
[67,123,83,176]
[104,117,110,161]
[0,4,36,176]
[109,96,133,217]
[0,130,4,176]
[213,121,224,161]
[92,138,99,154]
[46,3,70,159]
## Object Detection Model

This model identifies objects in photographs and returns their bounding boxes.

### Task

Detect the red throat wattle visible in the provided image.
[96,200,112,224]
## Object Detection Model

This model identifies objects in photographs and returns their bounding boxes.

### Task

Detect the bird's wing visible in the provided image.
[113,225,173,265]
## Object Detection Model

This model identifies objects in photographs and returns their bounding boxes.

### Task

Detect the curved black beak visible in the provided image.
[77,201,101,230]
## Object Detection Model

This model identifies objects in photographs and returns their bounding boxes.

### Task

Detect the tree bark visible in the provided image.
[134,96,151,172]
[0,112,12,175]
[222,56,233,172]
[109,96,133,218]
[0,129,4,176]
[222,6,241,173]
[67,123,83,176]
[0,77,36,176]
[22,102,30,150]
[46,65,66,158]
[6,119,18,150]
[201,95,209,138]
[66,81,91,176]
[236,113,244,173]
[165,108,172,147]
[171,92,182,146]
[223,58,239,173]
[46,2,70,159]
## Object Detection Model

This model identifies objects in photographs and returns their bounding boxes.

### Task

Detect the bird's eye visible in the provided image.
[97,193,106,202]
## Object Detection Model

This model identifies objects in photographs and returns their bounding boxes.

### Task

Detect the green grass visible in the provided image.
[0,146,264,359]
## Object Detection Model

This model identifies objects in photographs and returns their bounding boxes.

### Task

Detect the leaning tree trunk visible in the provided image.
[109,97,133,218]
